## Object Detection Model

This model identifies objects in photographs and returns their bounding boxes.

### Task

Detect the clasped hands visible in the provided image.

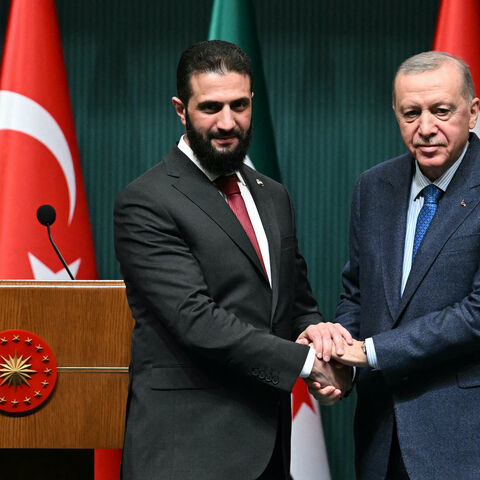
[296,323,368,405]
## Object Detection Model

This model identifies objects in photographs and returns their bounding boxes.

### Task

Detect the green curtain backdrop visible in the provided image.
[0,1,439,478]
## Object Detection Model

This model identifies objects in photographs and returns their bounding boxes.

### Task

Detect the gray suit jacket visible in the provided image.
[336,133,480,480]
[114,145,322,479]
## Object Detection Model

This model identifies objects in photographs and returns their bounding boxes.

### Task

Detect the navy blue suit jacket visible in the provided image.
[336,133,480,480]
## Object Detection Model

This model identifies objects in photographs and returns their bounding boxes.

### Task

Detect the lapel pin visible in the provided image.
[256,179,264,187]
[460,200,467,207]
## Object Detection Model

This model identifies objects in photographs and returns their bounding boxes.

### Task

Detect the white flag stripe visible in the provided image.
[291,395,331,480]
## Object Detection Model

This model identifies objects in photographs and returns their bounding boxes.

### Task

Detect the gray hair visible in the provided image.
[392,51,475,106]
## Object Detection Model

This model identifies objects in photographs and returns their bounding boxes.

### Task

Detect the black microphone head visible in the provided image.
[37,205,56,226]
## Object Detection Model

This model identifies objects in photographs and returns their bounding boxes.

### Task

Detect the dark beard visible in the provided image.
[185,112,252,177]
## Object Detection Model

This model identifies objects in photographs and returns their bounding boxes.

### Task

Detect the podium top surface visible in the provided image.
[0,280,125,288]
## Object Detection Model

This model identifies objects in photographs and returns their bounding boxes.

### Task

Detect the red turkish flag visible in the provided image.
[0,0,97,280]
[94,449,122,480]
[433,0,480,93]
[0,1,120,478]
[433,0,480,123]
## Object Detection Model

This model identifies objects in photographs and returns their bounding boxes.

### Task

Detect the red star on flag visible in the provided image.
[291,378,315,418]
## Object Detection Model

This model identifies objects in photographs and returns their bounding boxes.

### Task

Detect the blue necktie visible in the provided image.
[412,184,443,261]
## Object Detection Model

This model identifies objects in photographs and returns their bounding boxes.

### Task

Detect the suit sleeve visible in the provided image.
[373,267,480,378]
[114,182,310,392]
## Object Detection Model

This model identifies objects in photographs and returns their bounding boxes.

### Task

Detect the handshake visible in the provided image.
[295,323,368,405]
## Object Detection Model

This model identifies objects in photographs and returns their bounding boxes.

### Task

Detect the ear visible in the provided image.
[469,97,480,130]
[172,97,187,127]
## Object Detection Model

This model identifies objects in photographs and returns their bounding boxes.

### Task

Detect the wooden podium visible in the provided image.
[0,280,134,449]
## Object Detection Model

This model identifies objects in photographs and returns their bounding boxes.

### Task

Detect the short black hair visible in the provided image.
[176,40,253,106]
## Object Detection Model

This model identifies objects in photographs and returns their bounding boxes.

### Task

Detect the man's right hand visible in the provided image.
[305,357,352,405]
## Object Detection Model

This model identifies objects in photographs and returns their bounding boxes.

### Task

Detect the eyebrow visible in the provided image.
[400,101,456,110]
[197,97,251,110]
[231,97,251,107]
[197,101,222,110]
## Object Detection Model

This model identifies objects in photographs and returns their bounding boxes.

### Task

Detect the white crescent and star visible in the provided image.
[28,253,80,280]
[0,90,81,278]
[0,90,76,224]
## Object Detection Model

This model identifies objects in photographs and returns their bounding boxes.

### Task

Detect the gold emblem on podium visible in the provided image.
[0,329,57,413]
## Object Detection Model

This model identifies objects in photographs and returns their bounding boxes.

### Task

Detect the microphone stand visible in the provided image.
[46,223,74,280]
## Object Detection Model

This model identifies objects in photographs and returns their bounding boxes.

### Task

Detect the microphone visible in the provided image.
[36,205,75,280]
[37,204,56,226]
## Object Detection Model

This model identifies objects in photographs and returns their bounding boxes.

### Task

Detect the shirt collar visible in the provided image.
[411,141,469,201]
[177,135,247,186]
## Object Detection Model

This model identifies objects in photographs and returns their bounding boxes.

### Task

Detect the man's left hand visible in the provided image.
[296,322,353,361]
[332,339,369,367]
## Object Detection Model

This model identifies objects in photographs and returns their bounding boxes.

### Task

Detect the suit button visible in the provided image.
[251,368,258,376]
[265,374,271,382]
[272,376,279,385]
[258,369,265,380]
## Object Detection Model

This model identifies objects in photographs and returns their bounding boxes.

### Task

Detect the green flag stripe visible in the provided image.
[208,0,282,182]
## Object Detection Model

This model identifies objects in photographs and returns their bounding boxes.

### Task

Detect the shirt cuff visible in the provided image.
[365,337,379,369]
[299,346,316,378]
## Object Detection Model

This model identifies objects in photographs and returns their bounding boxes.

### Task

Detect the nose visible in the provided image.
[216,106,235,131]
[417,111,437,137]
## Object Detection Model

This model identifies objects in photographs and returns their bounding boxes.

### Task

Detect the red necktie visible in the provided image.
[216,174,267,276]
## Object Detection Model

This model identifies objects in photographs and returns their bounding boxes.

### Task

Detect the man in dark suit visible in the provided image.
[114,40,350,480]
[300,51,480,479]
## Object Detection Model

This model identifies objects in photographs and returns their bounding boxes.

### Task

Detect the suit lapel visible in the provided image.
[378,156,414,321]
[399,137,480,318]
[165,148,270,285]
[241,167,280,320]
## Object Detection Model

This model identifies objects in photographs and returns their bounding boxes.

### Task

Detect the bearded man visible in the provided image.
[114,40,350,480]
